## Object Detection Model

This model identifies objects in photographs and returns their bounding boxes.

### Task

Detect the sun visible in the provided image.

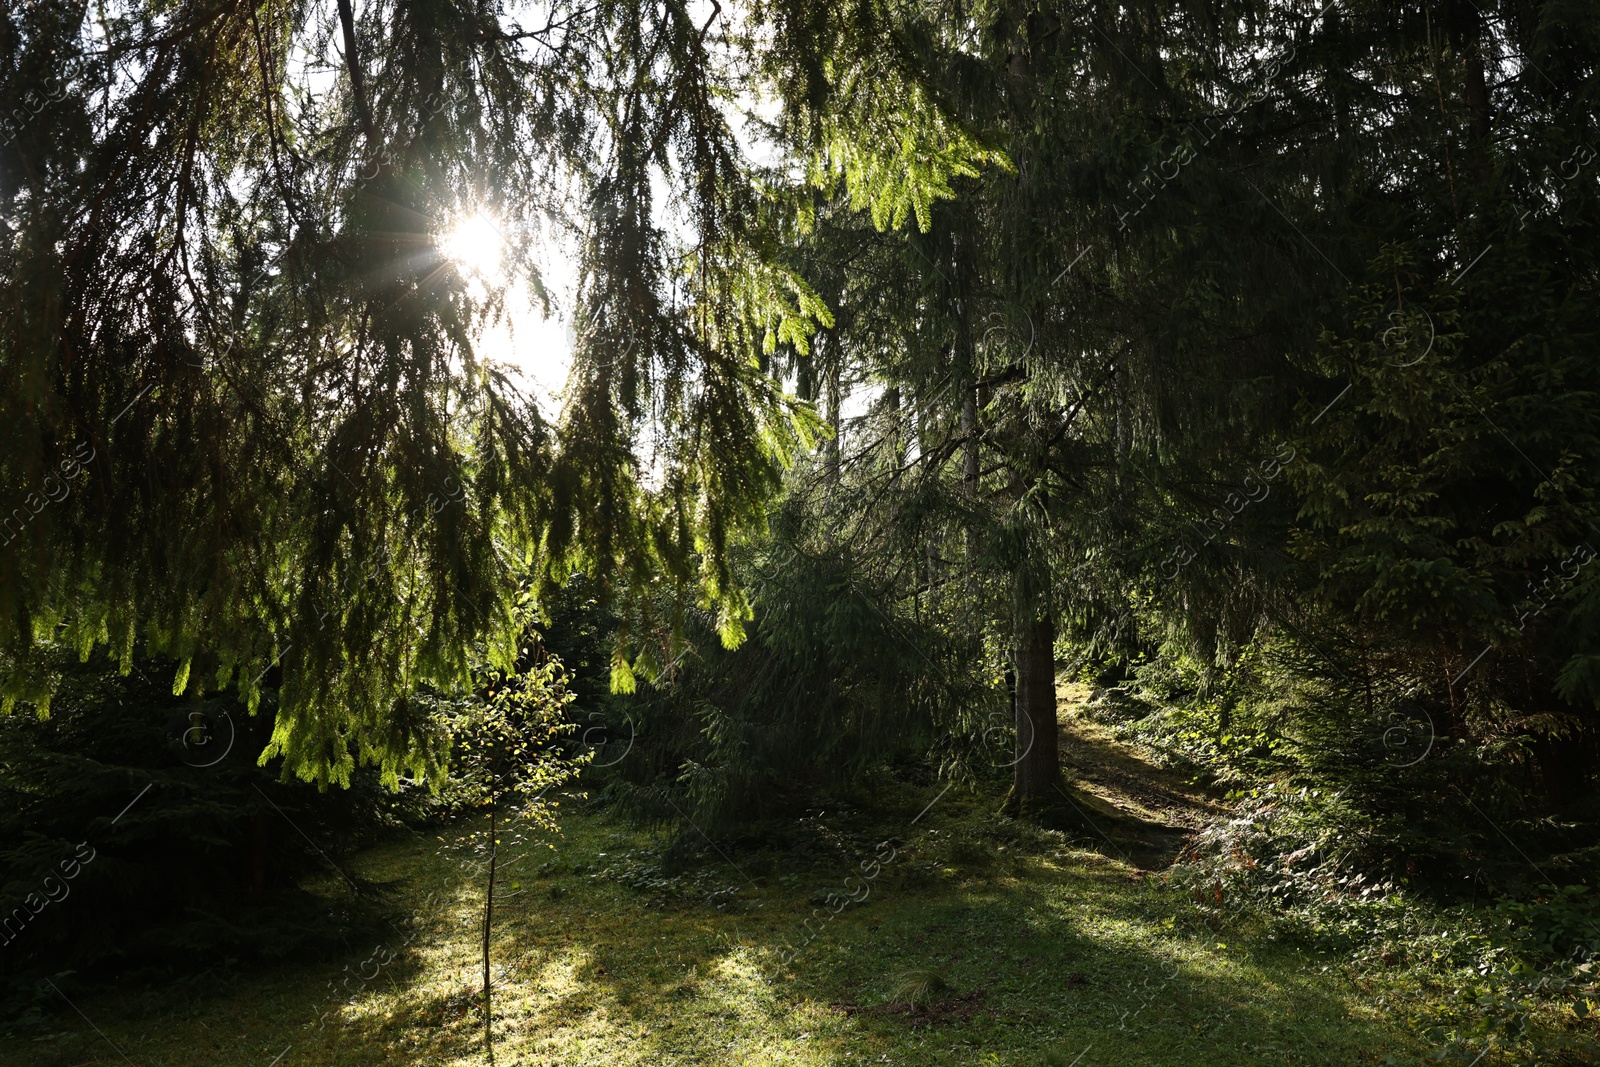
[438,212,506,280]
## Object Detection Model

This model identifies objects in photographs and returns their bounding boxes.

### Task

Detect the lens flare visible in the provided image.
[438,212,505,279]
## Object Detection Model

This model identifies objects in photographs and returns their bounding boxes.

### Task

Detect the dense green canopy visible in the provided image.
[5,0,1600,820]
[748,0,1600,810]
[0,0,993,785]
[4,9,1600,1058]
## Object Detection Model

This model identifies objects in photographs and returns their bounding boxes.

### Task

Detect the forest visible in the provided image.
[2,0,1599,1064]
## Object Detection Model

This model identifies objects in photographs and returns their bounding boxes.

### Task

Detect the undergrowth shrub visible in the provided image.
[1170,784,1600,1065]
[0,650,404,1027]
[594,502,1005,845]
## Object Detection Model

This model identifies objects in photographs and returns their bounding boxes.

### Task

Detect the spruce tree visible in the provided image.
[0,1,996,785]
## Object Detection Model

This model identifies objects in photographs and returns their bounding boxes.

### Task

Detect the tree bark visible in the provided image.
[825,345,842,483]
[1456,3,1492,147]
[961,384,978,485]
[1011,611,1060,801]
[1450,0,1493,189]
[482,802,497,1064]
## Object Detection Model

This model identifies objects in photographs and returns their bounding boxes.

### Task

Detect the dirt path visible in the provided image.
[1052,681,1230,871]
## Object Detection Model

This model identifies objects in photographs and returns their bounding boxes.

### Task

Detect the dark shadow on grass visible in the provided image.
[321,801,1429,1067]
[2,792,1429,1066]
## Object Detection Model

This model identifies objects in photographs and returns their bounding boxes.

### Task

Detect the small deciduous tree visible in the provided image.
[451,651,586,1065]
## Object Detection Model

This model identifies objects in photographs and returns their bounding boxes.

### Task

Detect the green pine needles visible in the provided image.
[0,1,999,786]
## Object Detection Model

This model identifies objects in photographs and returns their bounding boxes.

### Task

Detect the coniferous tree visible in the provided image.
[774,0,1600,822]
[0,0,997,785]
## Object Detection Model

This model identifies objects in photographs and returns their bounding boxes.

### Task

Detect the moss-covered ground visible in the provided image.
[2,698,1434,1066]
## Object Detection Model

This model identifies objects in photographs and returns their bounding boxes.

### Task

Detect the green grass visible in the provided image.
[2,783,1431,1066]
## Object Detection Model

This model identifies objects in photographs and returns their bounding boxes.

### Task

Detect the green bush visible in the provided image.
[0,651,404,1016]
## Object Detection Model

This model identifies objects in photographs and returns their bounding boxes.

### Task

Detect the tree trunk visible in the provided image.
[1011,612,1060,802]
[825,343,842,483]
[961,384,978,485]
[1450,0,1494,189]
[482,802,497,1064]
[1456,3,1492,147]
[1113,360,1130,467]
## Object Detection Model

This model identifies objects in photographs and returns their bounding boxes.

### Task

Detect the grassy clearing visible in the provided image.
[3,768,1431,1067]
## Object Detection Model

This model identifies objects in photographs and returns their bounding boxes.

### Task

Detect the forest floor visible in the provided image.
[2,685,1434,1066]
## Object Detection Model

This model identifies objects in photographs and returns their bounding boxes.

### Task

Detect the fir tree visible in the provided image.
[0,0,997,785]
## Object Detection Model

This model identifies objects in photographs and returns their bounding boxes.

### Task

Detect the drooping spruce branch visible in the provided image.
[0,0,1000,785]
